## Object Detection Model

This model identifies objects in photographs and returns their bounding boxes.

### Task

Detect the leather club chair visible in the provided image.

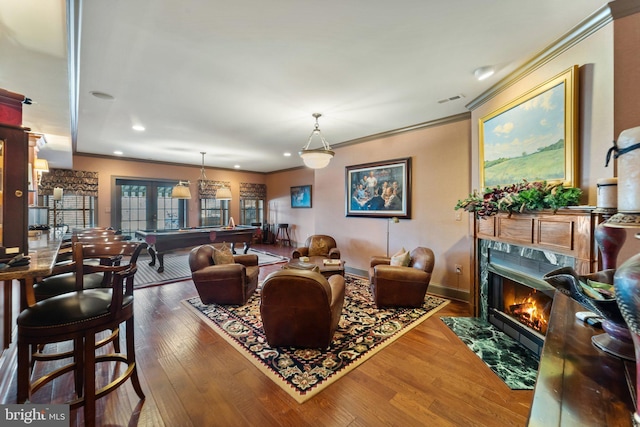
[188,244,259,305]
[369,247,435,308]
[291,234,340,262]
[260,269,345,348]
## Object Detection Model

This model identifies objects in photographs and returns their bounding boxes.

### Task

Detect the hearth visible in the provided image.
[479,240,575,357]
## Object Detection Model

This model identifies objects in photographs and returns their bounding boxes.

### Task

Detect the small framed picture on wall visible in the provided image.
[291,185,312,208]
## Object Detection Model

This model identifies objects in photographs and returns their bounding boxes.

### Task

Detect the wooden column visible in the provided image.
[610,0,640,143]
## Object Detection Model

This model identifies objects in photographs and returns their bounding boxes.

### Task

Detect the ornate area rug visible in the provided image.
[182,275,449,403]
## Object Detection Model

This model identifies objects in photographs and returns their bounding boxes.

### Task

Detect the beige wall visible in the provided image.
[73,155,266,227]
[266,118,473,300]
[264,168,315,245]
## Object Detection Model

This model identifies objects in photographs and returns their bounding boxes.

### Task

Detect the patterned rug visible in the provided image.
[440,317,539,390]
[135,248,288,288]
[182,275,449,403]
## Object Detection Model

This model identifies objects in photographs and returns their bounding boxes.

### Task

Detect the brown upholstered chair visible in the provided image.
[369,247,435,308]
[188,244,259,305]
[260,269,345,349]
[291,235,340,263]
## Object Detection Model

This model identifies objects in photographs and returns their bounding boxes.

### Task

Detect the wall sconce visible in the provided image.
[34,158,49,185]
[53,187,63,201]
[172,181,192,199]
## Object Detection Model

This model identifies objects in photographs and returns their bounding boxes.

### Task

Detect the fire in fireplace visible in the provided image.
[483,245,568,356]
[500,278,553,336]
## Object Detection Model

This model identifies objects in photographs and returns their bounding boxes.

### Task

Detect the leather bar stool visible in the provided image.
[275,223,291,247]
[35,234,129,302]
[31,235,141,362]
[17,241,147,427]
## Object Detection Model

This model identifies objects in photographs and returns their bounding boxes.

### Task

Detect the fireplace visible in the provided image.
[479,240,575,357]
[474,210,599,357]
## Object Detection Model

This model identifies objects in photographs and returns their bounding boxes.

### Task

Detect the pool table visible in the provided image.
[134,225,258,272]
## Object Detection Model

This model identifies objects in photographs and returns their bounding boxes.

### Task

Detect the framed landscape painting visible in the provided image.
[291,185,312,208]
[345,157,411,218]
[479,65,578,189]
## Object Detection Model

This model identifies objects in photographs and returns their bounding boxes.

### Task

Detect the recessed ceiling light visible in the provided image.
[234,164,241,169]
[114,150,123,155]
[90,91,115,100]
[132,125,145,131]
[283,152,292,157]
[473,66,495,81]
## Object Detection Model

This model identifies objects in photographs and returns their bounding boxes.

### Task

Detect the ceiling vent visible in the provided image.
[438,94,465,104]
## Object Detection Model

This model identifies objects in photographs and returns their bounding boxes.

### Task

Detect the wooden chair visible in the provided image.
[17,241,147,427]
[35,234,130,302]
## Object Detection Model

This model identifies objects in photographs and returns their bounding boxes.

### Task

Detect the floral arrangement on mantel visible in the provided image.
[455,179,583,219]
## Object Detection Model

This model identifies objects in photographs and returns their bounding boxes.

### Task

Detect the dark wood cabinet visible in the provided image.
[0,123,28,258]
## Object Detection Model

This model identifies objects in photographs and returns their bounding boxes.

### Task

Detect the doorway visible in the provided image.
[114,179,187,237]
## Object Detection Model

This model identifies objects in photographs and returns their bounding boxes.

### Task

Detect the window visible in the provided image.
[115,180,187,237]
[46,194,96,229]
[201,198,229,226]
[240,199,264,225]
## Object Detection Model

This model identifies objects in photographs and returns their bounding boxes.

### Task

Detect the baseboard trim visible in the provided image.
[428,284,470,303]
[346,268,470,303]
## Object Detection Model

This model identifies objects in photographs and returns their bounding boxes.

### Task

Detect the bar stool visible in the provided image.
[17,241,147,427]
[276,223,291,246]
[250,222,262,244]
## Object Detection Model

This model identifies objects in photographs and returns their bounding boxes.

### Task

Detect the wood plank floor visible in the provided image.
[3,244,533,426]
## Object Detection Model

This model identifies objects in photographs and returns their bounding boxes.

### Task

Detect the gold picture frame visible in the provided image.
[479,65,579,189]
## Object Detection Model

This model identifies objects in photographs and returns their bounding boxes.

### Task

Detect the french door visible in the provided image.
[114,179,187,237]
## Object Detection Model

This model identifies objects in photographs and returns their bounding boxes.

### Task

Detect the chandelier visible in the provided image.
[171,181,191,199]
[199,151,208,192]
[299,113,334,169]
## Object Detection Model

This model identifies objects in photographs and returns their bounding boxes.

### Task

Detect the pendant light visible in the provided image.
[299,113,334,169]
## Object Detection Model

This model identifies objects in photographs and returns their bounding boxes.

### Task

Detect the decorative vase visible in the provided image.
[543,267,635,361]
[613,250,640,423]
[594,223,627,269]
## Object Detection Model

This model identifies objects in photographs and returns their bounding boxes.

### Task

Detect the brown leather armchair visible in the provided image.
[369,247,435,308]
[188,244,259,305]
[291,235,340,262]
[260,269,345,348]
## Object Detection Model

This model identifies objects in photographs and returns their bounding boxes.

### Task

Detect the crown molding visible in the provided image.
[334,112,471,149]
[466,4,613,111]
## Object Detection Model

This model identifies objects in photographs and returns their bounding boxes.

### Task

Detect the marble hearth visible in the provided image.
[473,210,599,355]
[478,239,575,356]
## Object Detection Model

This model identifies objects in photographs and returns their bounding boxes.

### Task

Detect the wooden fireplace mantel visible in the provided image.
[475,208,599,274]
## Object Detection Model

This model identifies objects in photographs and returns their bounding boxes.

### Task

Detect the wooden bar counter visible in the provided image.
[528,292,636,426]
[1,232,62,350]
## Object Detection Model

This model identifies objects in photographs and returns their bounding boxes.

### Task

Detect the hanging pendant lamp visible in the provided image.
[299,113,334,169]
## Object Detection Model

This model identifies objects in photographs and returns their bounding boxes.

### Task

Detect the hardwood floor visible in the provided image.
[3,244,533,426]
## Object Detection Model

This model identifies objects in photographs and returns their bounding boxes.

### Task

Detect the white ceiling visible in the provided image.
[1,0,609,173]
